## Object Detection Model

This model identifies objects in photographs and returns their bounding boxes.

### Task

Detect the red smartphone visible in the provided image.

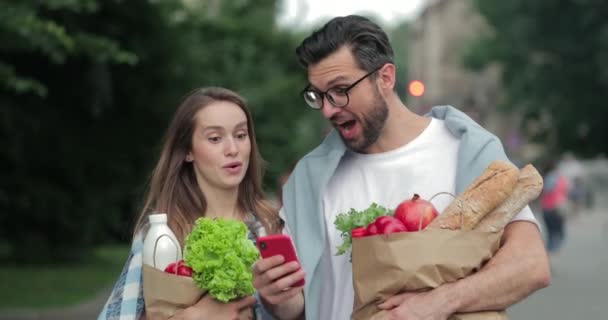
[257,234,305,287]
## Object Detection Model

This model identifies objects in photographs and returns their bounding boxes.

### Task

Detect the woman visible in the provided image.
[98,87,282,320]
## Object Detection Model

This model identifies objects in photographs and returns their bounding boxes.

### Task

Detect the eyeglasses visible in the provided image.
[301,67,381,109]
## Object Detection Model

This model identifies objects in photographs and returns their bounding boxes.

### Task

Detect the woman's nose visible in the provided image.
[224,137,239,156]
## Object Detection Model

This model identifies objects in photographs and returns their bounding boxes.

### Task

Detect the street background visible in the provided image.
[2,0,607,319]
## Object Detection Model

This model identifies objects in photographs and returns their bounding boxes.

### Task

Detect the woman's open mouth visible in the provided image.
[223,162,242,174]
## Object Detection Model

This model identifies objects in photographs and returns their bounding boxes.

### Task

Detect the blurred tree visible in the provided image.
[176,0,326,190]
[465,0,608,157]
[0,0,323,264]
[388,20,410,99]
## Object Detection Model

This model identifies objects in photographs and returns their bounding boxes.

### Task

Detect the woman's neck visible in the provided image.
[202,186,243,220]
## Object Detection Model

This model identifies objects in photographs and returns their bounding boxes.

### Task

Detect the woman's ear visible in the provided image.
[185,152,193,162]
[377,64,396,91]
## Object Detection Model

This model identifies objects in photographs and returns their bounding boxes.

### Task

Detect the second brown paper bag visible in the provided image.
[351,229,506,320]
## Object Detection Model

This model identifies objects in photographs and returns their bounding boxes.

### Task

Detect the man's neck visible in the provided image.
[365,98,431,154]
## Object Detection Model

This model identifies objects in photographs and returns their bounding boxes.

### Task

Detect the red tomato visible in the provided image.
[381,221,408,234]
[164,262,178,274]
[351,227,368,238]
[366,223,379,235]
[177,265,193,277]
[374,216,400,230]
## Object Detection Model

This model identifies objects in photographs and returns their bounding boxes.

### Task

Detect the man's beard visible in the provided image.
[342,91,389,153]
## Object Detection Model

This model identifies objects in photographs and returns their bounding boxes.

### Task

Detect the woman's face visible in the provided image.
[187,101,251,191]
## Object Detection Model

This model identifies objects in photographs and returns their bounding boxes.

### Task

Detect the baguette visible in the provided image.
[475,164,543,232]
[427,160,520,230]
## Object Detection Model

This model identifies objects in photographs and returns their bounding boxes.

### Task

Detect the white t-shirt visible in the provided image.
[317,119,537,320]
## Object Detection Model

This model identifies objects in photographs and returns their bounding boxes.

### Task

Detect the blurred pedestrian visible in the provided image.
[569,176,587,216]
[541,160,569,252]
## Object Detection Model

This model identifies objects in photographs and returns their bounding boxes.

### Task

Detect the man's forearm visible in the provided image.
[263,293,304,320]
[439,221,551,313]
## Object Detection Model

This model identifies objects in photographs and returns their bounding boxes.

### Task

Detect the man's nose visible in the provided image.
[320,98,342,120]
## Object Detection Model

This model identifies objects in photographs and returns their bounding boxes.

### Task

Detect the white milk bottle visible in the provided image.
[142,213,182,270]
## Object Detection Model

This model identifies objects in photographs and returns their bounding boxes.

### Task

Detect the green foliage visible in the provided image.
[0,245,129,309]
[466,0,608,157]
[0,0,324,264]
[184,218,259,302]
[388,21,410,98]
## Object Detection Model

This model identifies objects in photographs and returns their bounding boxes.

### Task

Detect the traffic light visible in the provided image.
[408,80,425,97]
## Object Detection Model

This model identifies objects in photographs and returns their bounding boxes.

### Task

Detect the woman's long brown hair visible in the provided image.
[134,87,281,244]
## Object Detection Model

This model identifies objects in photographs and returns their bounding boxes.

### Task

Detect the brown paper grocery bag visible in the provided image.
[351,230,505,320]
[142,264,254,320]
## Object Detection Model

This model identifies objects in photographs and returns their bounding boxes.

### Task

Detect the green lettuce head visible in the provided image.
[184,217,260,302]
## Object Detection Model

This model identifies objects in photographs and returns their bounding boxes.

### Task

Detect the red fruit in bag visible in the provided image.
[351,227,368,238]
[373,216,399,229]
[381,221,408,234]
[164,259,193,277]
[164,262,178,274]
[394,194,439,231]
[177,265,193,277]
[372,216,408,234]
[366,223,379,236]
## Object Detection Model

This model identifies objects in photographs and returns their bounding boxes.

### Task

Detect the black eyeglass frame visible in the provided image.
[301,66,382,109]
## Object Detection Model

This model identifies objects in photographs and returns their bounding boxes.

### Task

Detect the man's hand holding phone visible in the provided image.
[253,235,306,319]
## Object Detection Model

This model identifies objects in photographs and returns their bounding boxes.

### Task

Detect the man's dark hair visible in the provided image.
[295,15,394,72]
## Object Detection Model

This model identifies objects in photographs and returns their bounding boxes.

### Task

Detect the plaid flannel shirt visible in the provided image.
[97,215,268,320]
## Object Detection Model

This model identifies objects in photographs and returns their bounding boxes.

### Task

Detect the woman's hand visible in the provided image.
[170,294,256,320]
[253,255,305,319]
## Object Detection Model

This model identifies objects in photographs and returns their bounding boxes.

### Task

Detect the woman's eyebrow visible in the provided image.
[202,121,247,131]
[201,125,224,131]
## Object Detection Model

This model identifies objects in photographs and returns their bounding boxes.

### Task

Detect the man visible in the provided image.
[253,15,550,320]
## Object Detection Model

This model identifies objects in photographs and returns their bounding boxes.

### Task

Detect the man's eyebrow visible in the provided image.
[307,75,349,91]
[326,75,349,88]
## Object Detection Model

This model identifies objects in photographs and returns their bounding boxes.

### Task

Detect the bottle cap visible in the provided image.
[148,213,168,224]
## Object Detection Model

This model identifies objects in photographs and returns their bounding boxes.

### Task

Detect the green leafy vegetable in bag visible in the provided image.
[184,217,260,302]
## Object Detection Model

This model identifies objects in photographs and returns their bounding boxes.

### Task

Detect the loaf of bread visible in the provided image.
[427,160,520,230]
[475,164,543,232]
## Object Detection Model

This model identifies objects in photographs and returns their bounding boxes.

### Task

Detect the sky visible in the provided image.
[278,0,428,29]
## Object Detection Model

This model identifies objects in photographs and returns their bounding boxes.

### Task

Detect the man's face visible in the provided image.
[307,46,388,153]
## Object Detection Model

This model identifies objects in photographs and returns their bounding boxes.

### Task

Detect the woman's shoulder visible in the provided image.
[243,213,268,240]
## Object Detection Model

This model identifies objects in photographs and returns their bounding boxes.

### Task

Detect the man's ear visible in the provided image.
[377,64,396,91]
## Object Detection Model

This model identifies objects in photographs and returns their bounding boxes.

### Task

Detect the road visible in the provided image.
[508,205,608,319]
